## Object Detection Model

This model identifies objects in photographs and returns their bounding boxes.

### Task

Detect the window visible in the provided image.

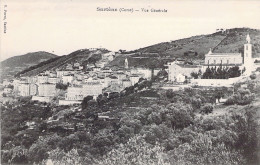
[246,45,248,50]
[227,60,229,64]
[214,60,216,64]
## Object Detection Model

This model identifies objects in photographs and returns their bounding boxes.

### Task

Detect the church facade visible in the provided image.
[168,34,255,82]
[203,34,253,75]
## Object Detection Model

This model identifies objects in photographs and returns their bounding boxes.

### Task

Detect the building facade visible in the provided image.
[203,34,253,75]
[38,83,56,96]
[168,62,201,82]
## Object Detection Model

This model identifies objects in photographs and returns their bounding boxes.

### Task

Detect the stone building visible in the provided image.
[168,61,202,82]
[65,86,84,101]
[82,82,103,97]
[18,83,38,96]
[38,83,56,97]
[203,34,253,75]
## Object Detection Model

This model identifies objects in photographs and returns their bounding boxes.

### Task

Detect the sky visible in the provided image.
[1,0,260,61]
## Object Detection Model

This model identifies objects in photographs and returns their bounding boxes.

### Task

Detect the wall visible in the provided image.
[59,100,81,105]
[32,96,51,103]
[190,76,245,87]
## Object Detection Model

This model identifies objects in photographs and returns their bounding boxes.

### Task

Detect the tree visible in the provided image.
[250,74,256,80]
[2,146,28,164]
[81,96,93,110]
[44,148,93,165]
[28,134,61,163]
[56,83,68,90]
[7,84,14,89]
[169,133,245,165]
[232,109,260,164]
[163,103,194,130]
[191,71,201,79]
[202,66,242,79]
[225,89,255,105]
[166,89,174,99]
[97,136,170,165]
[228,66,241,78]
[214,89,224,103]
[200,104,213,114]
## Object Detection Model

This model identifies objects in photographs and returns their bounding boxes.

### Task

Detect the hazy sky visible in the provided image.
[1,0,260,61]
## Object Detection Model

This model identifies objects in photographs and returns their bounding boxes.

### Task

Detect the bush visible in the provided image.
[250,74,256,80]
[200,104,213,114]
[225,96,236,105]
[224,89,255,105]
[166,89,174,99]
[56,83,68,90]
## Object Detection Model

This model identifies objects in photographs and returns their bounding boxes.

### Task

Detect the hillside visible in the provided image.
[13,28,260,77]
[0,51,57,80]
[108,28,260,67]
[16,49,109,77]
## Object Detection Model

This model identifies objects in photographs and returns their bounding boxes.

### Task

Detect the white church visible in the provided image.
[168,34,256,82]
[203,34,254,75]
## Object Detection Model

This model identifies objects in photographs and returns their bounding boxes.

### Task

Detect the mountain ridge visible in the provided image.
[0,51,57,80]
[5,27,260,79]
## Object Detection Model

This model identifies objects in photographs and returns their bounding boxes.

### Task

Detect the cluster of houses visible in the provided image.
[1,34,258,104]
[1,50,161,105]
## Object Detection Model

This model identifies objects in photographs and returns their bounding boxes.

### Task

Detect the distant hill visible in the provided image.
[0,51,57,80]
[15,49,109,77]
[108,28,260,67]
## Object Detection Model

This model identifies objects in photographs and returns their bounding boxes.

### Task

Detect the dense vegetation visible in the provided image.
[1,75,259,164]
[201,66,243,79]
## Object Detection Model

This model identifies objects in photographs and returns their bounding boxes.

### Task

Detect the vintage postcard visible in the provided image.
[1,0,260,164]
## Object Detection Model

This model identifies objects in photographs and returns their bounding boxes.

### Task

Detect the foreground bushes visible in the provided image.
[225,89,255,105]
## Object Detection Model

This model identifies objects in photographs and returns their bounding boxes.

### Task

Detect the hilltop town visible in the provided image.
[1,33,259,105]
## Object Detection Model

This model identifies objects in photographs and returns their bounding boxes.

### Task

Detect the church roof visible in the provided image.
[206,53,241,56]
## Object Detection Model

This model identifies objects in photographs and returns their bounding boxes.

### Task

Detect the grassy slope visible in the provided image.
[109,28,260,68]
[18,49,109,77]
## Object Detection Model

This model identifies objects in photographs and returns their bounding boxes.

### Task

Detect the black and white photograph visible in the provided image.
[0,0,260,164]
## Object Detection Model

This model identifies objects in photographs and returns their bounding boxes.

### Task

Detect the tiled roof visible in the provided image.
[207,53,241,56]
[202,63,242,66]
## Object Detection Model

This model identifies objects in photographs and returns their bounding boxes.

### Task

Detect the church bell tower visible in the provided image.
[125,58,129,69]
[243,34,253,75]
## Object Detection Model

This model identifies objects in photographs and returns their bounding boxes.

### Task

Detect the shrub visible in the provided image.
[166,89,174,99]
[225,96,236,105]
[200,104,213,114]
[249,74,256,80]
[224,89,255,105]
[55,83,68,90]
